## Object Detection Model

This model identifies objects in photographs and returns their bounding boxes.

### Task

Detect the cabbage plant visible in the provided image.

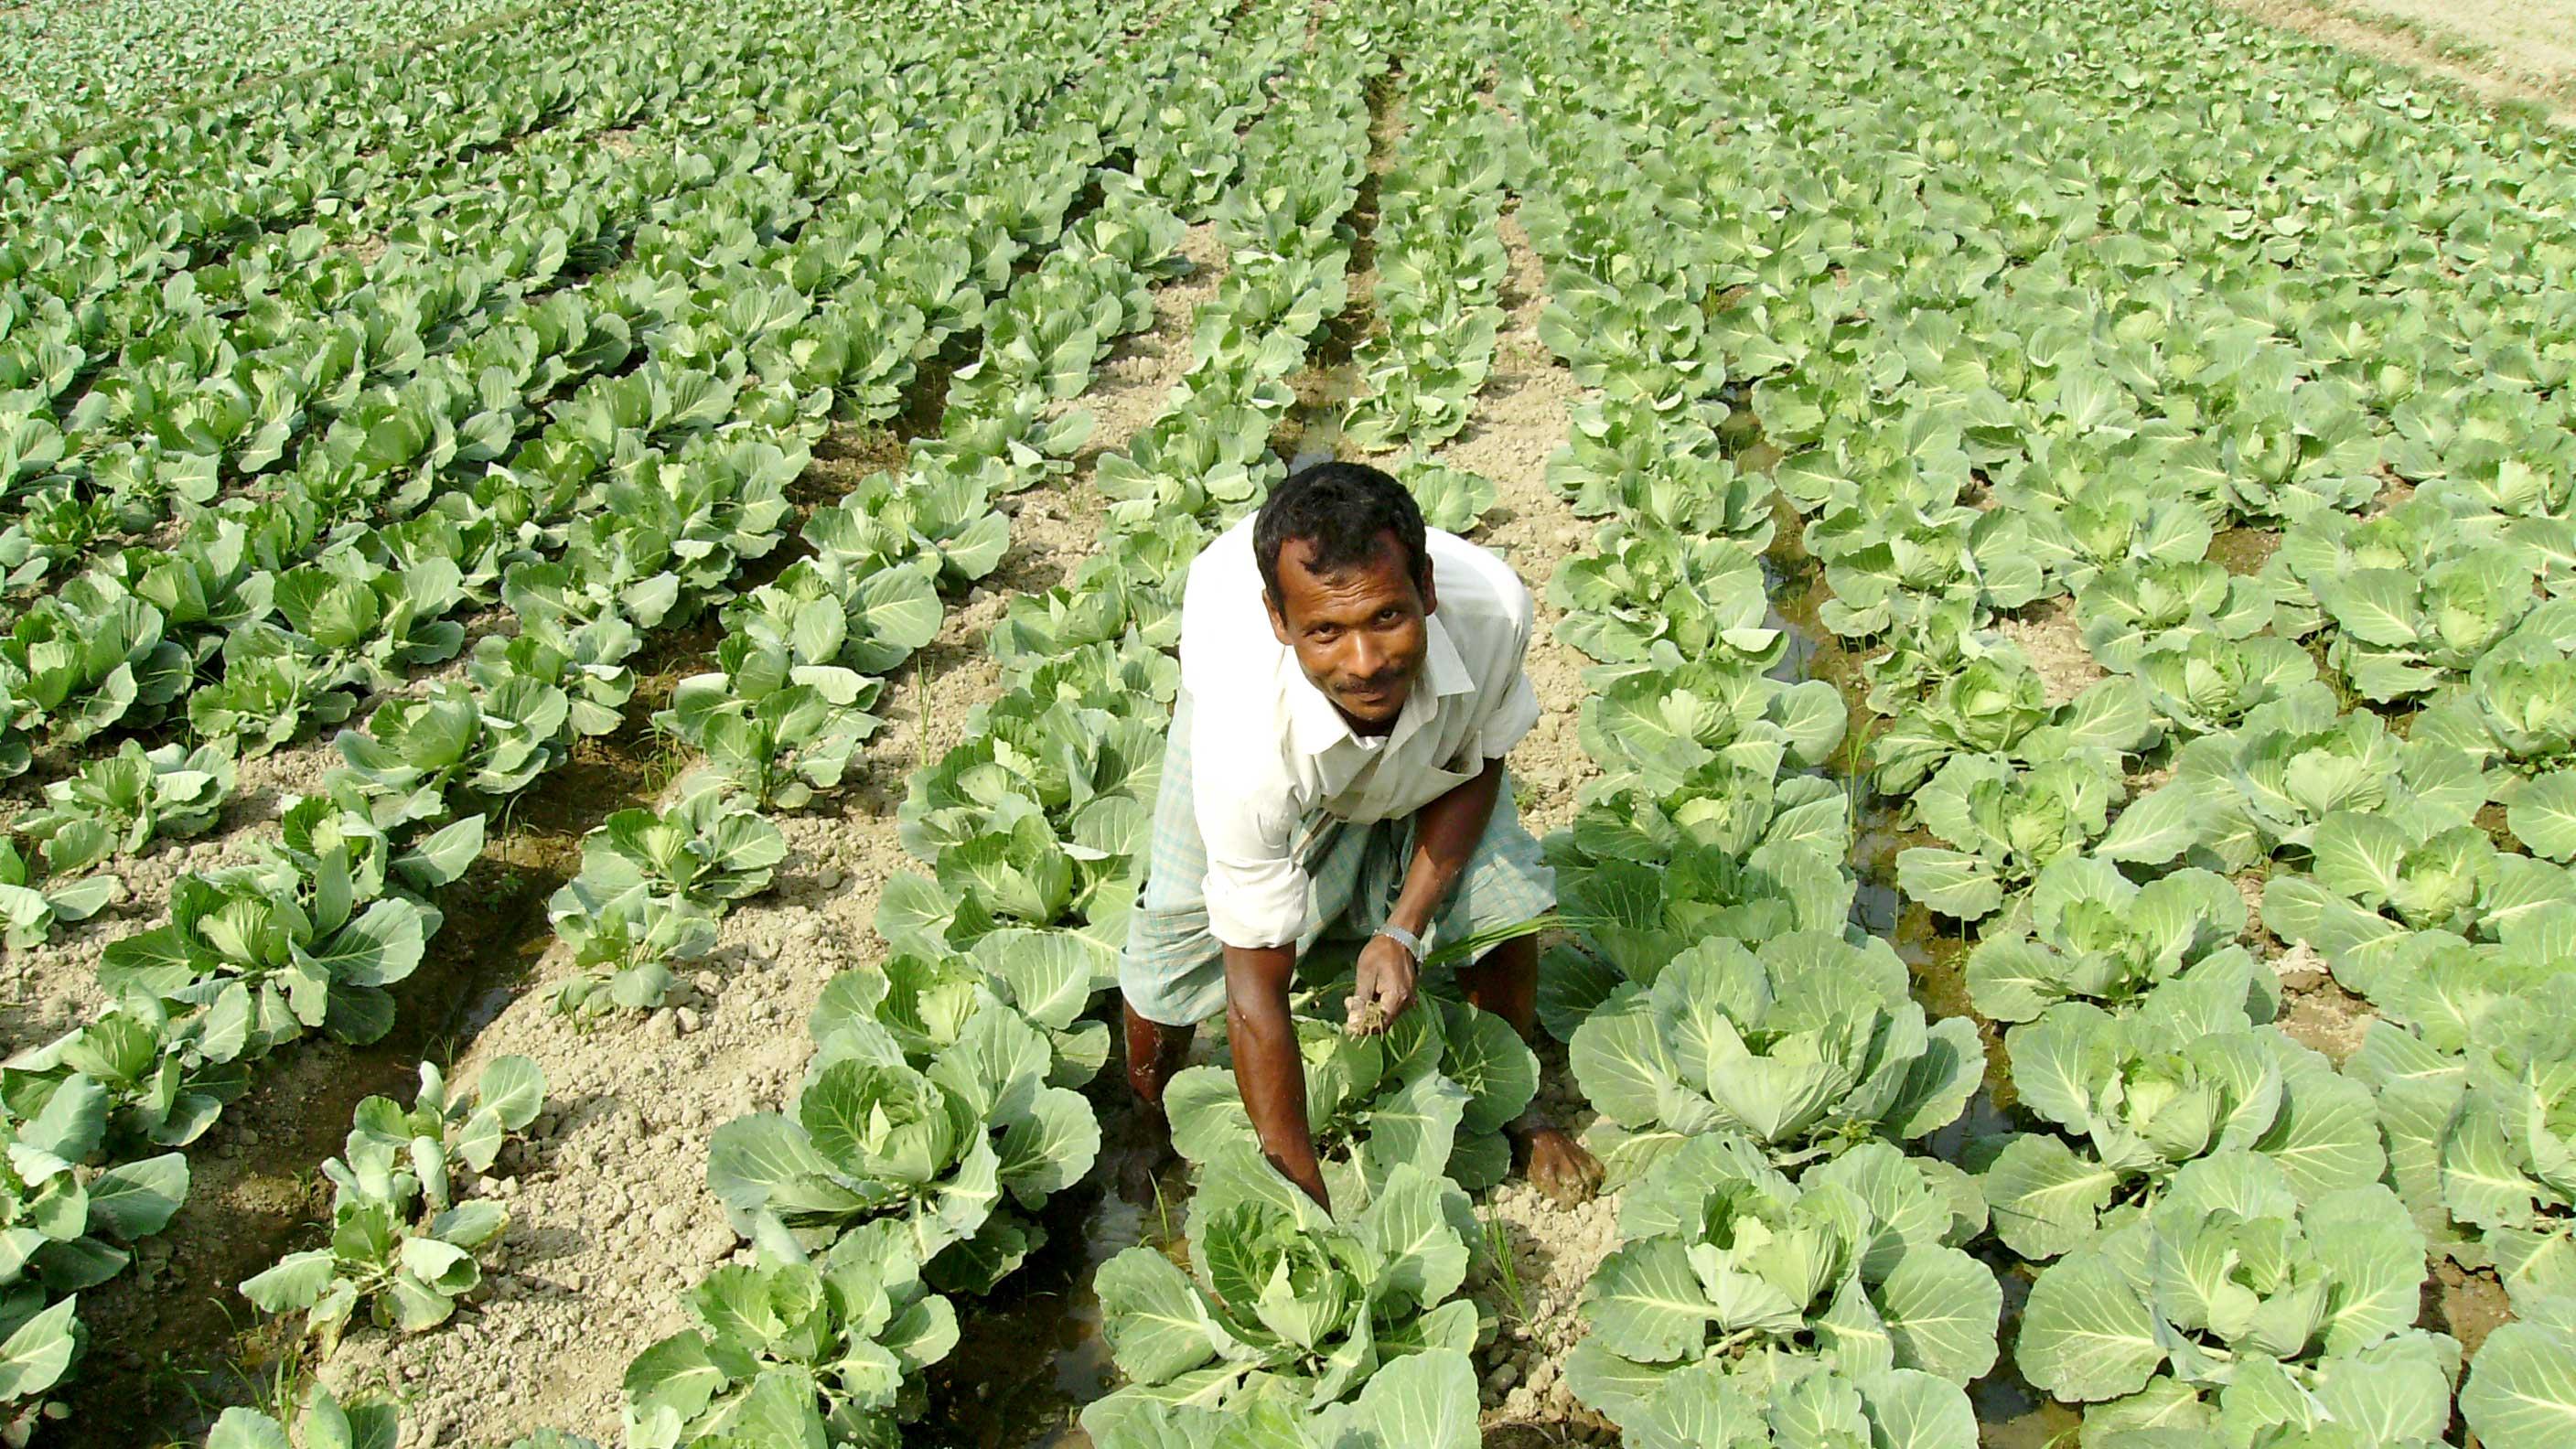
[658,633,884,811]
[242,1057,544,1348]
[467,624,636,744]
[327,681,566,831]
[1980,971,2383,1261]
[1389,455,1497,535]
[804,466,1011,588]
[1568,932,1982,1188]
[14,739,234,875]
[1894,756,2120,921]
[621,1218,958,1449]
[1869,656,2156,796]
[707,977,1096,1293]
[2018,488,2214,597]
[1082,1152,1477,1437]
[2347,975,2576,1312]
[542,787,786,1004]
[2134,631,2320,736]
[186,623,361,754]
[2412,600,2576,775]
[1565,1137,1997,1444]
[2072,557,2276,675]
[1961,858,2261,1023]
[2114,689,2484,874]
[2319,550,2538,703]
[2016,1152,2452,1444]
[1550,527,1784,671]
[97,816,444,1056]
[1548,400,1776,548]
[2256,806,2571,1001]
[1162,994,1535,1192]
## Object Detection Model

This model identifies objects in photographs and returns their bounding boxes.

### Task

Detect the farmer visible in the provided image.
[1119,460,1604,1210]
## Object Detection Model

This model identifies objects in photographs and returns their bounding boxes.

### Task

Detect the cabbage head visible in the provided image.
[1980,969,2383,1261]
[2017,1151,2453,1445]
[1081,1151,1478,1440]
[1566,1137,1996,1446]
[1569,932,1983,1187]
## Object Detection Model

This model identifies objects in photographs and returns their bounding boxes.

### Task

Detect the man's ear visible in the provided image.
[1265,589,1293,647]
[1418,566,1438,617]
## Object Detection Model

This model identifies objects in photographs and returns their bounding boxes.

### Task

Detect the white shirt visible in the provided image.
[1178,518,1543,949]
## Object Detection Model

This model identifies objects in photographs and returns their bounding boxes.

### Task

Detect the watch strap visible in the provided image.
[1373,922,1425,960]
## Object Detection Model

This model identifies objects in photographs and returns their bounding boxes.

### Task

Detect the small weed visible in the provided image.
[1483,1210,1527,1326]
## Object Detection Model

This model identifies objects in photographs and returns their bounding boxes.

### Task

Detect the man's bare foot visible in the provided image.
[1508,1117,1605,1208]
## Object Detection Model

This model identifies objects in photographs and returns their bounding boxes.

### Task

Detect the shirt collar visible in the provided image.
[1283,612,1476,757]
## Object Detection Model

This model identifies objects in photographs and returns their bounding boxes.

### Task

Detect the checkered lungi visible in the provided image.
[1118,687,1558,1027]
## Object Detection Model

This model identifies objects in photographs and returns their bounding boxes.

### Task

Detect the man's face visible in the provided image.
[1265,531,1435,733]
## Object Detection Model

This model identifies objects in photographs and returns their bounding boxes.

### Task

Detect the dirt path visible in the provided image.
[1379,207,1622,1436]
[297,224,1229,1449]
[2221,0,2576,120]
[2334,0,2576,82]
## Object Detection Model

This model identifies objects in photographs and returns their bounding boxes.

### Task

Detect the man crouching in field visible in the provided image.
[1117,460,1603,1210]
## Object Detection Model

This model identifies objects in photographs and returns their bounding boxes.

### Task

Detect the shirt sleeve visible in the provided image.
[1469,574,1541,761]
[1192,704,1313,950]
[1476,671,1543,760]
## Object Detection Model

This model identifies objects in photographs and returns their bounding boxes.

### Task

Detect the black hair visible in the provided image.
[1252,461,1430,606]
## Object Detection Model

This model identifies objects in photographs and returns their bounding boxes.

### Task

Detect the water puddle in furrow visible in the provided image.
[1752,447,2079,1449]
[926,1077,1193,1446]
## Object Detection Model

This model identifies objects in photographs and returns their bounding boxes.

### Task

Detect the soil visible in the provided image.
[1994,596,2105,707]
[2220,0,2576,121]
[2322,0,2576,92]
[2273,957,2374,1063]
[1412,211,1594,839]
[2427,1258,2515,1358]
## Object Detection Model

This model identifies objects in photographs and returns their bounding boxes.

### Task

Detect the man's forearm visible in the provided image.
[1223,941,1328,1207]
[1383,757,1504,940]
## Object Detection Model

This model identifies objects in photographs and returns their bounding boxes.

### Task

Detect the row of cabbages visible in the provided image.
[1482,12,1998,1445]
[0,0,1156,1434]
[1511,0,2575,1444]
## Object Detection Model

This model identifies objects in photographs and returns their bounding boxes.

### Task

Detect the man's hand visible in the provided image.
[1346,933,1419,1036]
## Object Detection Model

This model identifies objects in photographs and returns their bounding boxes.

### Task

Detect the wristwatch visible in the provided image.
[1373,922,1425,961]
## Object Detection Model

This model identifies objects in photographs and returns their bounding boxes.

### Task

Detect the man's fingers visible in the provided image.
[1383,973,1414,1025]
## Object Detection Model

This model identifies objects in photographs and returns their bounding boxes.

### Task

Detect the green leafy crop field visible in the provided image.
[2,0,2573,1444]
